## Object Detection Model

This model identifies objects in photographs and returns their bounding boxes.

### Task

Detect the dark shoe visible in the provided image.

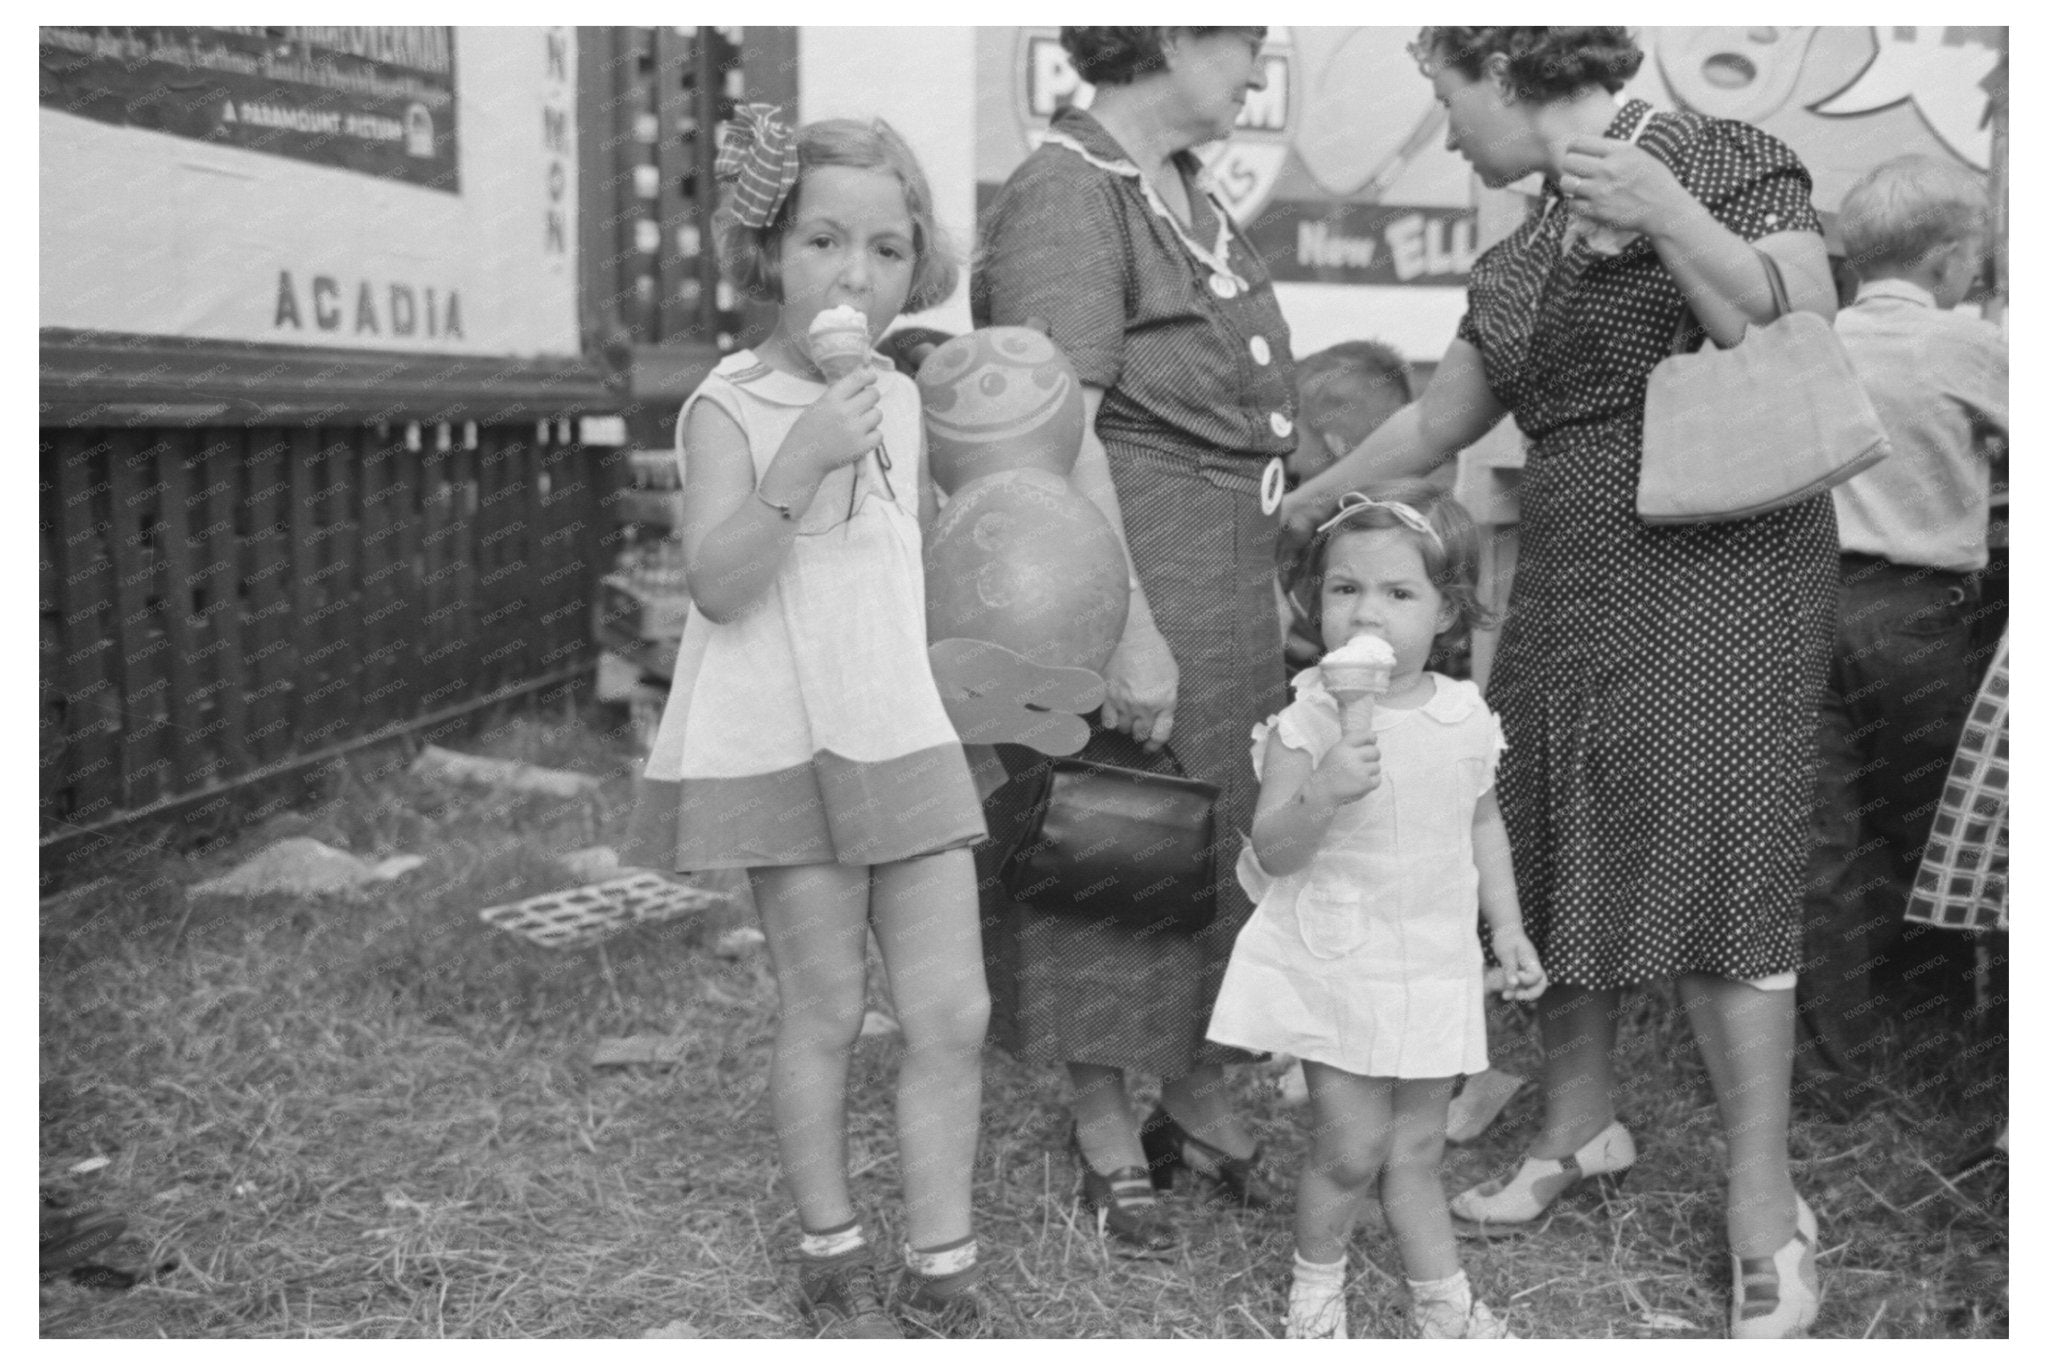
[1139,1106,1286,1210]
[1070,1125,1179,1257]
[796,1246,902,1338]
[895,1261,1015,1339]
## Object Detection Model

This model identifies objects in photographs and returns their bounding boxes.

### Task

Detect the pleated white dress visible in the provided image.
[1207,668,1503,1078]
[632,351,984,871]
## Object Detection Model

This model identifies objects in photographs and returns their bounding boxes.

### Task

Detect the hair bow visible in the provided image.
[1315,492,1443,551]
[715,102,800,229]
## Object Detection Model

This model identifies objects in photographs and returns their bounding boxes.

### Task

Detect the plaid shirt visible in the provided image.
[1907,631,2009,933]
[973,106,1297,467]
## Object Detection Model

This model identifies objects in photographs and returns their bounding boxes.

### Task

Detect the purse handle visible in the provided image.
[1617,103,1796,356]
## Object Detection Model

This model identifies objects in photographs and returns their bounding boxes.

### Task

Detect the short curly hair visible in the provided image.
[1293,479,1496,665]
[713,117,960,314]
[1411,27,1642,103]
[1060,27,1267,87]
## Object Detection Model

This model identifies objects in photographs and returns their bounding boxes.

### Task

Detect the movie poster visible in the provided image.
[39,26,578,358]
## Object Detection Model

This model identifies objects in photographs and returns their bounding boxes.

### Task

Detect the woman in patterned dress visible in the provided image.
[1285,28,1836,1337]
[973,26,1298,1255]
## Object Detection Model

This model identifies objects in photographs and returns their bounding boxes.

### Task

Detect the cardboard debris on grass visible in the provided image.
[478,872,726,950]
[187,838,426,900]
[410,744,604,799]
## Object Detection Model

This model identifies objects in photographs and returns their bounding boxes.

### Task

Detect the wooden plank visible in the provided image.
[385,431,423,727]
[355,428,406,731]
[104,431,172,809]
[41,329,608,428]
[533,439,583,676]
[450,438,480,695]
[577,28,619,350]
[152,435,209,796]
[497,429,539,686]
[241,432,296,767]
[287,427,327,753]
[654,27,698,344]
[313,428,365,747]
[416,437,463,711]
[622,28,658,342]
[47,431,133,831]
[193,431,249,779]
[40,447,68,829]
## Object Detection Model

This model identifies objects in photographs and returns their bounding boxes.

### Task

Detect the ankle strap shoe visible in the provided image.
[1449,1119,1636,1234]
[1138,1105,1286,1210]
[1731,1197,1820,1339]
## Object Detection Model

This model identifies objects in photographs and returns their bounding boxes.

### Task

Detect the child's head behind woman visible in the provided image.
[714,111,959,343]
[1296,479,1494,672]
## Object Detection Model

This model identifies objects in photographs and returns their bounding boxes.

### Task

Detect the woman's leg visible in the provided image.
[1295,1064,1394,1263]
[1069,1063,1142,1171]
[1380,1077,1461,1282]
[1530,984,1623,1157]
[870,848,990,1251]
[1675,973,1798,1257]
[1160,1065,1257,1161]
[752,862,874,1232]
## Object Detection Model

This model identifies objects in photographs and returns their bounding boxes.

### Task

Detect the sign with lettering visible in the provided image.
[40,27,576,358]
[978,27,1480,288]
[41,26,459,192]
[1626,26,1998,212]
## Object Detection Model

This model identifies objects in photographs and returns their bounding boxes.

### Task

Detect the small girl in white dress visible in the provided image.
[1207,482,1547,1339]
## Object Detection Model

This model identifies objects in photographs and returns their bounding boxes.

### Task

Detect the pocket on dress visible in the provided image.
[1295,877,1367,959]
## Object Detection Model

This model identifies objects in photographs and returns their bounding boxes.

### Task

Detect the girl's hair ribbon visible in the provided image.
[715,102,800,229]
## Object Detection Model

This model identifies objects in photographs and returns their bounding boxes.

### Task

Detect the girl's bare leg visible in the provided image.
[752,862,874,1231]
[870,848,990,1249]
[1380,1076,1461,1281]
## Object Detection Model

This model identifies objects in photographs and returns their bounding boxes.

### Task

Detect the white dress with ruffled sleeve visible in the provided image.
[1206,668,1503,1078]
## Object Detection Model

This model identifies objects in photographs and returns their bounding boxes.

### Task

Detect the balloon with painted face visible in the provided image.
[917,325,1128,756]
[916,326,1087,491]
[925,468,1128,676]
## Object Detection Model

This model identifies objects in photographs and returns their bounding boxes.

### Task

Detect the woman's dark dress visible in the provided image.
[971,107,1298,1073]
[1463,100,1836,987]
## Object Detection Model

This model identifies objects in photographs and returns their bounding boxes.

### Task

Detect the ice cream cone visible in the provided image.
[806,304,872,380]
[1321,635,1396,739]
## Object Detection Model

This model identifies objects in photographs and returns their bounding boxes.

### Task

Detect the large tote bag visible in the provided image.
[1637,248,1890,524]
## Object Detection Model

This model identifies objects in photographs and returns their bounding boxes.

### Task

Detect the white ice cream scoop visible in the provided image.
[806,305,872,380]
[1321,634,1396,739]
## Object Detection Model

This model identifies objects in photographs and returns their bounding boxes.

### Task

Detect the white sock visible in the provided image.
[798,1219,865,1260]
[1408,1269,1473,1329]
[1287,1252,1348,1339]
[903,1234,977,1279]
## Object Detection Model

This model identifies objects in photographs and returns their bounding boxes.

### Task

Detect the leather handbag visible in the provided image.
[1637,248,1890,524]
[1000,747,1221,934]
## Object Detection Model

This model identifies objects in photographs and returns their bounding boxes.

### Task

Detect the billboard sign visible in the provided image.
[977,27,1482,289]
[41,26,459,193]
[39,27,577,359]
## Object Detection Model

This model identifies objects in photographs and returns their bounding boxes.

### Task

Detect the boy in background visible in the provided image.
[1798,155,2009,1111]
[1282,341,1419,668]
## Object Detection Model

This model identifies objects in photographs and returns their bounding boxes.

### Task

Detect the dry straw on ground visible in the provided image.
[40,702,2007,1338]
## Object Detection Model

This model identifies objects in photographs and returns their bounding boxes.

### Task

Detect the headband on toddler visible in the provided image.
[716,102,801,228]
[1315,492,1444,552]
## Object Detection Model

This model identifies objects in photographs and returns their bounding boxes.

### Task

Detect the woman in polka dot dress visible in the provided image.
[1286,29,1833,1338]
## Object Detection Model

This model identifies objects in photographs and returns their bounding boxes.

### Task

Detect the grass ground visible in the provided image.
[39,700,2007,1338]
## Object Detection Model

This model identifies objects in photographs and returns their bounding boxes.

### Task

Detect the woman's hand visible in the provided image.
[1101,621,1178,750]
[1488,926,1548,1002]
[1558,136,1691,237]
[1277,489,1322,561]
